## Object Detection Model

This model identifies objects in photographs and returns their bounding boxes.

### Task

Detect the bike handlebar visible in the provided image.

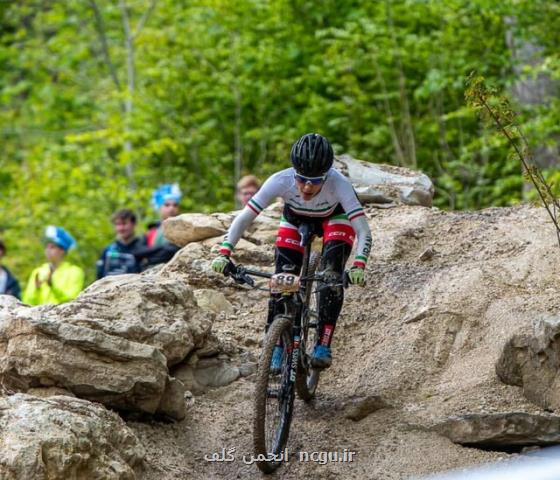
[224,260,350,289]
[224,261,272,286]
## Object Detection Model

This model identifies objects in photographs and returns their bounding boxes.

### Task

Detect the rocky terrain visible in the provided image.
[2,159,560,479]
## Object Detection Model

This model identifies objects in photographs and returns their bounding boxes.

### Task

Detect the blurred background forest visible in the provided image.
[1,0,559,284]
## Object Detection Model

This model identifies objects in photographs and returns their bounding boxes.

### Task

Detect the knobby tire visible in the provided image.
[253,315,294,474]
[295,252,321,401]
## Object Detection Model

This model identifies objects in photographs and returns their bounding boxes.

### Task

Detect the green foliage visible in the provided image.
[466,73,560,244]
[1,0,559,283]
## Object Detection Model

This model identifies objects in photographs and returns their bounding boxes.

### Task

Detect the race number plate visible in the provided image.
[270,273,300,294]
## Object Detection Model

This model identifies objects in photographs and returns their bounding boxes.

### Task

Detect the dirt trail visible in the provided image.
[129,204,560,479]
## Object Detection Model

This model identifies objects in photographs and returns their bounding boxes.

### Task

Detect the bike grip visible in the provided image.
[223,259,235,277]
[241,272,255,287]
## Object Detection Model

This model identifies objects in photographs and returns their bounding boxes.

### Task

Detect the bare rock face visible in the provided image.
[497,316,560,410]
[0,275,213,419]
[201,236,273,264]
[159,237,273,292]
[434,413,560,448]
[173,357,241,395]
[193,289,234,316]
[61,275,212,366]
[341,395,389,421]
[335,154,434,206]
[162,213,229,247]
[0,394,145,480]
[0,295,23,315]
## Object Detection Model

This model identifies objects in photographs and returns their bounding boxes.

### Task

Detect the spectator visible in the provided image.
[0,240,21,299]
[236,175,261,207]
[22,226,84,305]
[142,184,181,268]
[96,209,147,279]
[146,183,182,247]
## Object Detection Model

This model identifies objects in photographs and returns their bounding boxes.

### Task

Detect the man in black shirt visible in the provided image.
[96,209,147,279]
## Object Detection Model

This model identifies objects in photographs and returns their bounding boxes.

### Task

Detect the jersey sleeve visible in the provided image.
[219,172,285,256]
[334,173,372,267]
[244,172,285,216]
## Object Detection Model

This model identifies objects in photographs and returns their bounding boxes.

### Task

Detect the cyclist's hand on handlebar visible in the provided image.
[211,255,230,274]
[347,265,365,286]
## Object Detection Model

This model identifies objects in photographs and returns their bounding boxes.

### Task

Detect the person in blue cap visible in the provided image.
[142,184,181,267]
[22,226,85,305]
[146,183,182,247]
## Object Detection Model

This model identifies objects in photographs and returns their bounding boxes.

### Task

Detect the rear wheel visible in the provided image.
[296,252,321,401]
[253,315,294,473]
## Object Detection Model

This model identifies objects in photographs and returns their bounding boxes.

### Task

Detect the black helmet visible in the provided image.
[290,133,334,177]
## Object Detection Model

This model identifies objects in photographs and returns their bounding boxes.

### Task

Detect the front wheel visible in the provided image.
[253,315,294,474]
[296,252,321,402]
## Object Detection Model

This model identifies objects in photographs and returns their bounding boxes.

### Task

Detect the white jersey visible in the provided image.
[246,168,364,220]
[221,167,372,266]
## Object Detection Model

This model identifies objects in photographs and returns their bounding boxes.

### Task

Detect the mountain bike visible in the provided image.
[224,222,347,473]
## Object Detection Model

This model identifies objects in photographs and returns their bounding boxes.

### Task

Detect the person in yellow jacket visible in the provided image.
[23,226,85,306]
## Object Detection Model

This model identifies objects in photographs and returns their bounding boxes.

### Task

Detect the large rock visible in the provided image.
[162,206,281,254]
[0,394,144,480]
[61,275,212,366]
[173,356,241,395]
[158,236,273,291]
[335,154,434,206]
[0,295,23,315]
[434,413,560,447]
[497,316,560,410]
[0,275,213,419]
[162,213,230,247]
[193,289,234,316]
[201,236,274,264]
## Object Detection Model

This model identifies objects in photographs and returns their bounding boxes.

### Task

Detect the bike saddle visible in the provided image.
[298,223,314,247]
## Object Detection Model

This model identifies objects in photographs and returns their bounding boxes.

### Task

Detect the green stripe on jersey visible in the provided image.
[347,207,363,215]
[249,198,263,211]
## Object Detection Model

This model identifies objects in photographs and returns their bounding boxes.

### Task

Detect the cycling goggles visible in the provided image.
[294,173,327,185]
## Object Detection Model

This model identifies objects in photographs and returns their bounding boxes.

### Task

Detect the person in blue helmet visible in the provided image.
[22,226,85,305]
[0,240,21,299]
[142,184,181,267]
[146,184,182,247]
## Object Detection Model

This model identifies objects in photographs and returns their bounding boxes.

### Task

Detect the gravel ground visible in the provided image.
[128,204,560,479]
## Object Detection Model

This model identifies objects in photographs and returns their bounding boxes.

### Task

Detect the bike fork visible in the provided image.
[273,331,301,406]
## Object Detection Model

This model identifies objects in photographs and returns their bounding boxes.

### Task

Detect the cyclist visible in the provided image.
[212,133,372,368]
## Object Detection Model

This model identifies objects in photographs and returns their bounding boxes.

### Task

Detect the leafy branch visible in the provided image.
[465,72,560,247]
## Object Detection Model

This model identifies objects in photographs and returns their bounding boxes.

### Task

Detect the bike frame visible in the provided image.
[227,223,350,472]
[227,223,318,407]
